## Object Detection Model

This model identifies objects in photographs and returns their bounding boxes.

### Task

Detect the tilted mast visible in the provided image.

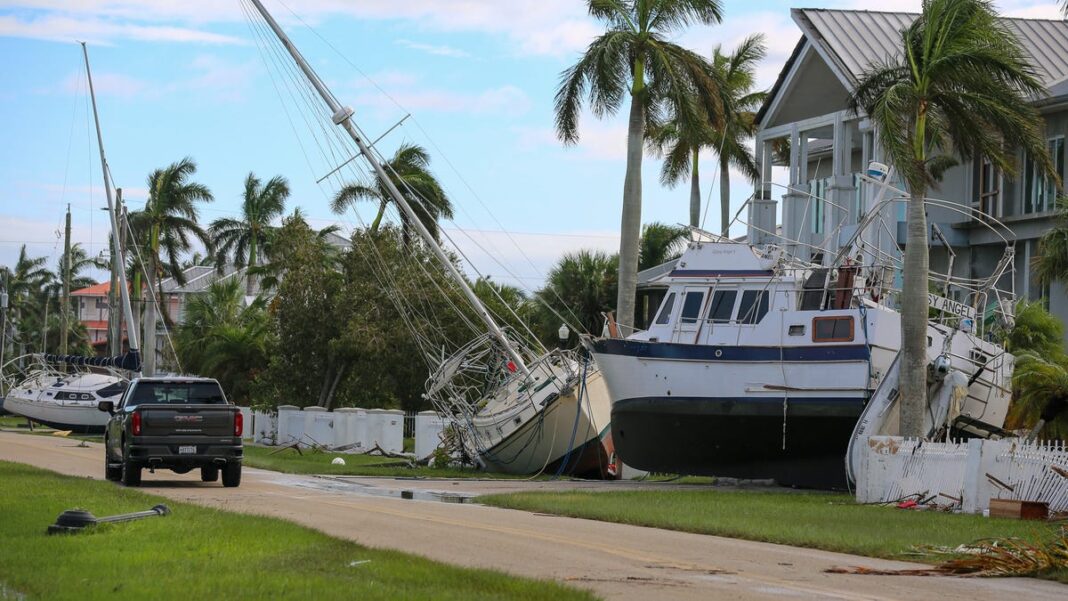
[82,42,141,374]
[246,0,530,377]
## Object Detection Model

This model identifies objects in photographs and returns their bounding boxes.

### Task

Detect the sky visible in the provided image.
[0,0,1061,293]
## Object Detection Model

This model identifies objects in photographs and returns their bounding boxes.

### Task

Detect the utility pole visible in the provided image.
[41,290,49,354]
[0,279,8,391]
[60,203,71,355]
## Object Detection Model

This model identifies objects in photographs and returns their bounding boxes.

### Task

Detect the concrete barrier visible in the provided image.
[414,411,445,459]
[276,405,300,445]
[381,409,404,454]
[238,407,254,441]
[303,406,334,448]
[252,410,277,445]
[334,408,369,452]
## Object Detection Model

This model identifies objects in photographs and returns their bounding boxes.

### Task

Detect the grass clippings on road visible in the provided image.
[242,444,533,479]
[0,461,595,601]
[481,488,1068,583]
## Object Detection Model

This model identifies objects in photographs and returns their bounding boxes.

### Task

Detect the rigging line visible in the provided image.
[699,128,731,232]
[122,217,182,374]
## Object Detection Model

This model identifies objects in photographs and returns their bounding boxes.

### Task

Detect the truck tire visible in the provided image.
[221,462,241,488]
[104,440,121,481]
[201,466,219,482]
[121,459,142,486]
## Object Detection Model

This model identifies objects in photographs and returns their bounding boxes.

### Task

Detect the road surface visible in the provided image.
[1,431,1064,601]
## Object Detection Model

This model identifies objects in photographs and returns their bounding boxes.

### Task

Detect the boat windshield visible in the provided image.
[125,382,227,408]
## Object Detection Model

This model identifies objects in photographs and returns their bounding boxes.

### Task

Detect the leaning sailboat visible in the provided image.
[2,43,142,434]
[243,0,615,477]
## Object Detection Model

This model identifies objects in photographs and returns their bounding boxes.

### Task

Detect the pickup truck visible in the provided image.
[98,376,243,487]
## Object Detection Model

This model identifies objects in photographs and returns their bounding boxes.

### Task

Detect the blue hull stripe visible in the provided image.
[592,338,870,362]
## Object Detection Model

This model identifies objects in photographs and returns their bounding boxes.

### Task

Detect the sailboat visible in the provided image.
[586,165,1016,488]
[2,44,142,434]
[243,0,615,477]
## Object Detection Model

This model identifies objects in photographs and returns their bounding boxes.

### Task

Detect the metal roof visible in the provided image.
[794,8,1068,88]
[759,9,1068,123]
[159,264,255,295]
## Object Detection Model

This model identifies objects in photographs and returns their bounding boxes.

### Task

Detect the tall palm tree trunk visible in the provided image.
[246,236,257,297]
[689,149,701,228]
[143,226,160,375]
[899,187,929,437]
[719,159,731,237]
[616,69,646,332]
[370,200,388,233]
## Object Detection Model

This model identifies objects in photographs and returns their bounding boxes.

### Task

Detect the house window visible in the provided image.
[679,291,705,324]
[977,158,1000,219]
[707,290,738,323]
[813,316,854,342]
[1024,138,1063,214]
[654,293,676,325]
[737,290,770,325]
[96,297,108,309]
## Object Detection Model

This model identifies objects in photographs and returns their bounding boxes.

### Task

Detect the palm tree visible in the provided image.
[1034,195,1068,287]
[638,222,688,270]
[648,35,767,233]
[1010,352,1068,441]
[0,245,51,359]
[130,157,213,373]
[331,143,453,245]
[175,278,269,404]
[52,243,106,294]
[555,0,724,332]
[210,172,290,295]
[535,250,619,341]
[850,0,1054,437]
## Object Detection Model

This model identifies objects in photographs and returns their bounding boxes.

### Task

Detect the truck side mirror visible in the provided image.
[97,401,115,414]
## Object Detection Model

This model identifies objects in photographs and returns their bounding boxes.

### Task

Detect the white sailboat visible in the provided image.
[587,165,1016,487]
[2,43,142,434]
[244,0,616,477]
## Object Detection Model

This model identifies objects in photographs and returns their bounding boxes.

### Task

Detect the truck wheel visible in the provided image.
[201,466,219,482]
[221,463,241,488]
[121,458,142,487]
[104,440,121,481]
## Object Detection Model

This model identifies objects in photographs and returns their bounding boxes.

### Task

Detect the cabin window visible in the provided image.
[737,290,770,325]
[812,316,854,342]
[707,290,737,323]
[679,292,705,324]
[788,325,805,336]
[655,293,677,325]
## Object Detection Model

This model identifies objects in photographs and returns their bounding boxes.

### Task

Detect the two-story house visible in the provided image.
[749,8,1068,338]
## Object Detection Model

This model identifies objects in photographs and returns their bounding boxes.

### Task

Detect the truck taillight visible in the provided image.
[131,411,142,436]
[234,411,243,437]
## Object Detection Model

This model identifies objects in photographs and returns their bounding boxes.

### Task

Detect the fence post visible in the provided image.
[962,438,983,514]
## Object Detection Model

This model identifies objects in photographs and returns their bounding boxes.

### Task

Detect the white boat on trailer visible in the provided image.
[587,168,1016,488]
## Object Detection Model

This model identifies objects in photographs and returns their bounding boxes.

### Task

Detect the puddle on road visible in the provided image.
[279,474,474,504]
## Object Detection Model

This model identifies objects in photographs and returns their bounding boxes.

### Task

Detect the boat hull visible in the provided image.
[591,338,872,488]
[478,368,616,478]
[2,392,109,433]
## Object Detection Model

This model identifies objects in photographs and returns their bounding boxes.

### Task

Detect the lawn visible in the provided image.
[0,460,596,601]
[481,488,1068,583]
[242,445,536,479]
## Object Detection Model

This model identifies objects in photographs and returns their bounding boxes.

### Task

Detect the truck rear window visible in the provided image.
[126,382,226,407]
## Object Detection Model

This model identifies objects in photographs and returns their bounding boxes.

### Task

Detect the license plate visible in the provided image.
[178,445,197,455]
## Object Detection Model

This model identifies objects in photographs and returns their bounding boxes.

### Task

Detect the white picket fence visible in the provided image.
[240,406,446,458]
[857,436,1068,513]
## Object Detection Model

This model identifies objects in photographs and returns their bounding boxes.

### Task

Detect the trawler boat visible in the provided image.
[587,175,1016,487]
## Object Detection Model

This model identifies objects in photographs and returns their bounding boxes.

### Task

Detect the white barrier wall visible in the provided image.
[255,405,402,453]
[414,411,446,459]
[239,407,254,441]
[857,436,1068,513]
[276,405,300,445]
[252,410,276,445]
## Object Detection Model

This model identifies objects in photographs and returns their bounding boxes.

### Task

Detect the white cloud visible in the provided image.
[395,38,470,58]
[351,76,532,117]
[52,55,256,101]
[515,120,628,161]
[0,13,243,45]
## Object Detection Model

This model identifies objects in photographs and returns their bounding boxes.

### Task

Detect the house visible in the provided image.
[70,282,112,349]
[748,8,1068,339]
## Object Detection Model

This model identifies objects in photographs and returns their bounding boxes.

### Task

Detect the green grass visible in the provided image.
[481,488,1068,583]
[242,445,535,479]
[0,460,595,601]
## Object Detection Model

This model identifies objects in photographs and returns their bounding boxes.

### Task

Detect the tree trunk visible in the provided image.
[719,159,731,238]
[616,67,646,332]
[142,225,160,376]
[689,148,701,228]
[899,187,929,437]
[321,365,346,410]
[369,199,387,233]
[246,235,257,297]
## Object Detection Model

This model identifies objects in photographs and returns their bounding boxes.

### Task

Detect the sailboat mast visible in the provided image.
[246,0,530,376]
[60,204,71,354]
[81,42,141,369]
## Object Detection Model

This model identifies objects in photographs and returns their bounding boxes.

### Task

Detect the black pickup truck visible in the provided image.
[98,377,243,487]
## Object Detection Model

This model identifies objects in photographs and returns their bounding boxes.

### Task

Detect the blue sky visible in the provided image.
[0,0,1059,290]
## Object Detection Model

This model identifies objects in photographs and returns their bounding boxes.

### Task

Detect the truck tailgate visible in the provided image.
[140,404,236,437]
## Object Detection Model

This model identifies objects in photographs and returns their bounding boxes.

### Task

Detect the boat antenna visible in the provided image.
[82,42,141,375]
[245,0,530,377]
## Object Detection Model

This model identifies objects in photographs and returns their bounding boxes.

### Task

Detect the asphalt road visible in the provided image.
[2,431,1064,601]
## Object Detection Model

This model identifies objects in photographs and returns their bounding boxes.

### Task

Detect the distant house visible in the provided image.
[748,9,1068,339]
[70,282,112,349]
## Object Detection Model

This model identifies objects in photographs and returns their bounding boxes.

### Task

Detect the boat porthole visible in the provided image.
[714,349,723,358]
